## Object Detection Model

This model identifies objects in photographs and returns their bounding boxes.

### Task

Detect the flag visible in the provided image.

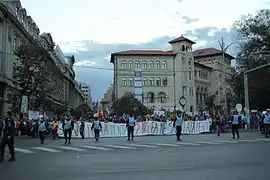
[97,110,103,118]
[104,107,111,115]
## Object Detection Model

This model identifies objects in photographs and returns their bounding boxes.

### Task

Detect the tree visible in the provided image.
[234,9,270,71]
[72,104,92,119]
[9,42,63,115]
[112,93,150,116]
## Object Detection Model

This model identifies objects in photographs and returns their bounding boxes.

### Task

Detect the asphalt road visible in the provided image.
[1,132,270,180]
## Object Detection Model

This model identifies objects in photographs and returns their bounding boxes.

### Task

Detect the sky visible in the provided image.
[20,0,270,100]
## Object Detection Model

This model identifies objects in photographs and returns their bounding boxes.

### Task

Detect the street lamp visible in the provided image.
[218,37,237,116]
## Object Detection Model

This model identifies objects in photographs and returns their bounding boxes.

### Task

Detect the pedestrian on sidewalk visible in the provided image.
[91,117,102,141]
[126,114,136,141]
[263,110,270,137]
[38,118,47,144]
[173,111,183,141]
[62,115,74,144]
[215,114,221,136]
[0,111,16,162]
[231,111,241,139]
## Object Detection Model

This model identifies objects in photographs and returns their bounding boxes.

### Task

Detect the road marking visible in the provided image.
[197,141,220,145]
[80,146,111,151]
[218,140,239,144]
[103,145,136,149]
[32,147,61,153]
[151,143,180,147]
[15,148,36,154]
[237,139,258,143]
[128,144,159,148]
[256,138,270,142]
[56,146,87,152]
[176,142,200,146]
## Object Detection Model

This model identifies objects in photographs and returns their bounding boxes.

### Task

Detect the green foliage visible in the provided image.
[71,104,92,119]
[10,42,63,113]
[112,93,150,116]
[234,9,270,71]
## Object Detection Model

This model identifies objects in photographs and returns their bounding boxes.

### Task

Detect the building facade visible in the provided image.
[79,82,92,106]
[110,36,235,113]
[0,0,84,116]
[100,84,113,108]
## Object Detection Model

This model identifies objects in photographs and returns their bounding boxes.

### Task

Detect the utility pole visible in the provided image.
[218,37,236,116]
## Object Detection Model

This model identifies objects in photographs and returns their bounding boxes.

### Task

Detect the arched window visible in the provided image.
[157,92,166,103]
[121,61,127,69]
[142,77,147,86]
[122,78,127,86]
[156,77,161,86]
[162,61,167,69]
[128,77,134,86]
[149,77,154,86]
[162,77,168,86]
[156,61,161,69]
[149,61,154,69]
[142,61,147,69]
[128,61,133,69]
[135,61,140,69]
[182,45,185,51]
[147,92,155,103]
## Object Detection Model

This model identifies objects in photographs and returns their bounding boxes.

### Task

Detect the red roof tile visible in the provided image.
[192,48,235,59]
[112,50,176,55]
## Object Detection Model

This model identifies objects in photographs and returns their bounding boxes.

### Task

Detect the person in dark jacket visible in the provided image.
[126,114,136,141]
[62,115,74,144]
[0,111,16,162]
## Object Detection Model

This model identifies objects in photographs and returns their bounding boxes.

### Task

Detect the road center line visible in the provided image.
[32,147,62,153]
[80,146,111,151]
[56,146,87,152]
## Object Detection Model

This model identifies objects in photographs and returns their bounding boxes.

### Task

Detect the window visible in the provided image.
[13,35,17,50]
[156,61,161,69]
[142,61,147,69]
[121,61,127,69]
[149,77,154,86]
[122,78,127,86]
[128,77,134,86]
[156,77,161,86]
[162,78,168,86]
[189,61,192,66]
[135,61,140,69]
[189,71,192,80]
[128,61,133,69]
[142,78,147,86]
[149,61,154,69]
[195,70,197,77]
[182,45,185,51]
[147,92,155,103]
[157,92,166,103]
[162,61,167,69]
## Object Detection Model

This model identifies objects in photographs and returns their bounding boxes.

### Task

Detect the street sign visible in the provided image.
[235,104,243,112]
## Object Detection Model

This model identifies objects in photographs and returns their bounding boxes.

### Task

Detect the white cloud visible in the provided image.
[74,60,96,67]
[21,0,269,48]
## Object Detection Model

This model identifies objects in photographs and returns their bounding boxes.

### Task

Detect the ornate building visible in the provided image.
[110,35,235,113]
[0,1,84,116]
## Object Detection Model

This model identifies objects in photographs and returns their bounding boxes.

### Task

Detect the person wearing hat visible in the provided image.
[0,111,16,162]
[62,115,74,144]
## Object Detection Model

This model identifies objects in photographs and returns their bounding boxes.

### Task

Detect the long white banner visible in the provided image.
[58,120,211,138]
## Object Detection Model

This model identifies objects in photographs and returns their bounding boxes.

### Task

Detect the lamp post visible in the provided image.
[218,37,237,116]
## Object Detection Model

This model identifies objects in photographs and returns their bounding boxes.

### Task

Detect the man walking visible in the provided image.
[62,115,74,144]
[173,112,183,141]
[231,111,241,139]
[0,111,16,162]
[91,117,102,141]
